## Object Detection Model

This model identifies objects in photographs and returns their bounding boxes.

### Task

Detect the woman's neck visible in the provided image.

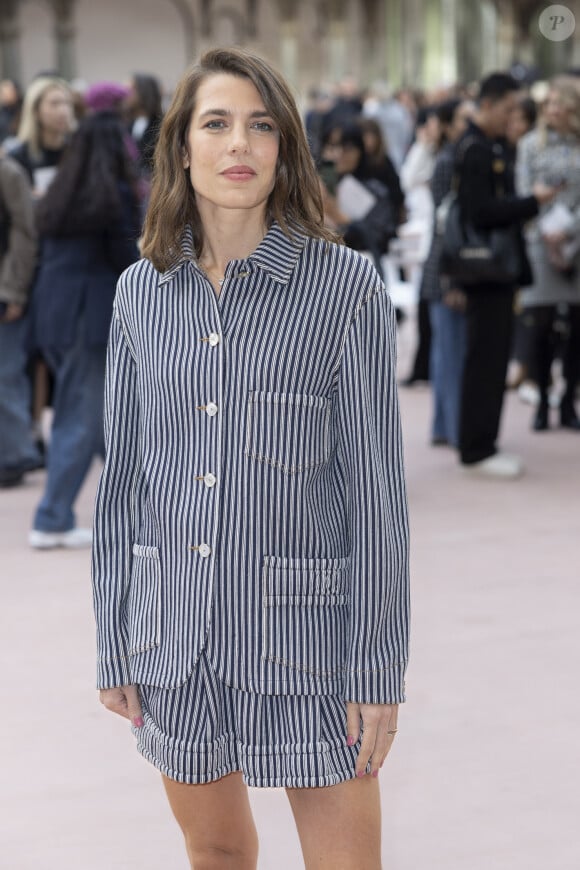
[40,129,66,151]
[198,207,269,275]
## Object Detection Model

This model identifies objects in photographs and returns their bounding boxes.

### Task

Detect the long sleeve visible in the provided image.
[460,141,538,229]
[92,305,142,688]
[0,160,37,305]
[335,286,410,704]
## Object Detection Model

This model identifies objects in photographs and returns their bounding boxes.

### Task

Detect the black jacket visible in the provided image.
[456,121,538,287]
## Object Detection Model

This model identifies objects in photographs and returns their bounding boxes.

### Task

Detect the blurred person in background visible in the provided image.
[125,73,164,177]
[359,116,406,225]
[8,76,76,460]
[504,95,538,391]
[419,98,474,447]
[0,154,39,488]
[516,75,580,431]
[28,112,140,549]
[0,78,23,148]
[304,85,335,164]
[363,81,414,171]
[400,106,442,386]
[452,72,558,479]
[9,76,74,192]
[321,123,397,269]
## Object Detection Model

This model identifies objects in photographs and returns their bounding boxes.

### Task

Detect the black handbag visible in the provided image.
[438,192,522,286]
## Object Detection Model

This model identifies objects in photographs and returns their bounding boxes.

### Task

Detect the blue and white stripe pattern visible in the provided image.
[92,221,410,704]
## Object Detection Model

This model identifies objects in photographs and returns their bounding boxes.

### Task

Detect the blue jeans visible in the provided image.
[33,324,106,532]
[0,314,41,470]
[429,301,467,447]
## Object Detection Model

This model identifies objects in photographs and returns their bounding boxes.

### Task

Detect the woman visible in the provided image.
[9,76,74,192]
[125,72,164,176]
[420,98,473,446]
[359,116,406,224]
[399,106,441,386]
[8,76,76,459]
[516,76,580,430]
[321,123,397,269]
[93,49,409,869]
[28,112,140,548]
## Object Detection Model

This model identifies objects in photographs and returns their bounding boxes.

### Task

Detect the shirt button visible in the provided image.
[198,543,211,558]
[208,333,220,347]
[204,472,217,487]
[205,402,218,417]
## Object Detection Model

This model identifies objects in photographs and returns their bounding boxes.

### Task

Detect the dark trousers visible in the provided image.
[459,287,515,465]
[525,304,580,405]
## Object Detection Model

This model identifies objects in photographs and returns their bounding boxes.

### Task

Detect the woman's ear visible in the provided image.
[182,148,190,170]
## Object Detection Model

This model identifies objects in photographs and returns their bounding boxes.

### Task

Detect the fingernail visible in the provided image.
[372,770,379,778]
[357,770,366,778]
[133,716,144,728]
[346,734,355,747]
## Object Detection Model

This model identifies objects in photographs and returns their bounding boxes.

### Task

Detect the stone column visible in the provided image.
[0,0,20,81]
[52,0,77,80]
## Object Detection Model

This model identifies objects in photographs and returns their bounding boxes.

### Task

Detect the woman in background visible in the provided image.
[516,76,580,431]
[29,112,140,549]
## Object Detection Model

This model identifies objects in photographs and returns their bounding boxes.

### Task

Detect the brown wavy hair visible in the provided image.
[141,48,338,272]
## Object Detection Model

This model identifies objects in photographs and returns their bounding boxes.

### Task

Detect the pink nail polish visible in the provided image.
[346,735,355,747]
[372,770,379,778]
[133,716,144,728]
[357,770,365,778]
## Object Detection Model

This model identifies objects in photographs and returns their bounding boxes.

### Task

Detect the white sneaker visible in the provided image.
[462,453,524,480]
[29,527,93,550]
[518,382,540,406]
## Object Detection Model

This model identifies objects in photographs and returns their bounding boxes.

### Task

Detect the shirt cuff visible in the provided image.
[344,661,407,705]
[96,654,132,690]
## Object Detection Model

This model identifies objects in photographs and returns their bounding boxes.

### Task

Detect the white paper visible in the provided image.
[336,175,376,221]
[33,166,57,197]
[538,202,575,235]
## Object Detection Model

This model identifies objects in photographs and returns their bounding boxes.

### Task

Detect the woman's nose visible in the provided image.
[228,124,250,153]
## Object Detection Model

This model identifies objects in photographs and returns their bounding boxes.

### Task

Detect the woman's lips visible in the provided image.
[221,166,256,181]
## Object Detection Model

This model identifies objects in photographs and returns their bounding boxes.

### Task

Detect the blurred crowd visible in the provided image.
[0,61,579,545]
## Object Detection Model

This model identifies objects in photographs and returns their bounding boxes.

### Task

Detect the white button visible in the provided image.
[208,333,220,347]
[205,402,218,417]
[204,472,216,487]
[198,543,211,558]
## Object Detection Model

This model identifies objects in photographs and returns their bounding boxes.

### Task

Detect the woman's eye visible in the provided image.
[205,119,226,129]
[252,121,275,132]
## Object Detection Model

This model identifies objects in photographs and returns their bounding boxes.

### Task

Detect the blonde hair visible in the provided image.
[141,48,338,273]
[539,75,580,146]
[17,76,72,161]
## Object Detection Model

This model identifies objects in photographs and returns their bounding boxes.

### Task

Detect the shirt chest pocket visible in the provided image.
[245,390,332,474]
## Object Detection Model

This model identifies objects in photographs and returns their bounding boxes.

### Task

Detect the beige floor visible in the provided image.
[1,345,579,869]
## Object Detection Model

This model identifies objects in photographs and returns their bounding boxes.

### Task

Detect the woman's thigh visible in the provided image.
[286,775,382,870]
[163,771,258,869]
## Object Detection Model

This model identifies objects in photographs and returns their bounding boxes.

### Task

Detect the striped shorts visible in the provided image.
[132,651,359,788]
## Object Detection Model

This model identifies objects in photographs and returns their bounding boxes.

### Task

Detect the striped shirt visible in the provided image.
[92,221,410,704]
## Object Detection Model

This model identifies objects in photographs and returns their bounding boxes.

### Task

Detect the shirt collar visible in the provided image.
[158,221,306,288]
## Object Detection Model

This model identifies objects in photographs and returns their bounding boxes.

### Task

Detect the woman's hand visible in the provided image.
[543,230,568,246]
[0,303,24,323]
[346,702,399,777]
[99,684,144,728]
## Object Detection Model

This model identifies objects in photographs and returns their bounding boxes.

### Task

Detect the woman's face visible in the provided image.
[37,86,74,137]
[335,141,362,175]
[448,101,473,143]
[506,106,532,146]
[544,90,571,134]
[185,73,279,219]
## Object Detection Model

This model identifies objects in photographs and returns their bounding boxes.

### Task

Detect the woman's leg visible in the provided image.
[560,304,580,428]
[526,305,554,431]
[286,776,382,870]
[163,772,259,870]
